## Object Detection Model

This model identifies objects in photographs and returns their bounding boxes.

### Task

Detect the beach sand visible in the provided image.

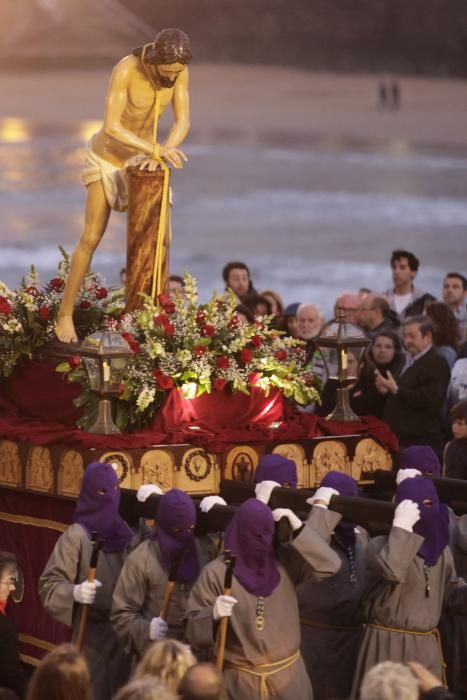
[1,64,467,149]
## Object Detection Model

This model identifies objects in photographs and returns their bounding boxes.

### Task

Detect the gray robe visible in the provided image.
[186,510,342,700]
[39,523,133,700]
[444,513,467,697]
[297,512,369,700]
[351,525,467,699]
[111,537,216,660]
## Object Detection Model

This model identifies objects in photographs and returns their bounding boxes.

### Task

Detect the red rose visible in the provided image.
[121,332,140,353]
[24,286,39,297]
[67,355,81,368]
[0,299,12,315]
[38,305,50,321]
[201,324,215,337]
[164,321,175,337]
[248,372,261,386]
[194,345,207,357]
[275,349,288,361]
[196,310,206,324]
[49,278,64,290]
[240,348,253,364]
[158,293,176,314]
[154,313,170,327]
[153,369,174,390]
[95,287,108,299]
[79,299,92,309]
[228,314,240,329]
[214,378,227,391]
[215,356,230,369]
[250,335,262,348]
[118,383,125,395]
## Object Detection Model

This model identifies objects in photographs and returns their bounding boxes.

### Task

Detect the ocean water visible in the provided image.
[0,119,466,317]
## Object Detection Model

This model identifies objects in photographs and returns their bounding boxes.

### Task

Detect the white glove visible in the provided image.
[396,468,422,485]
[255,480,281,504]
[199,495,227,513]
[272,508,302,532]
[213,595,238,621]
[393,499,421,532]
[137,484,163,502]
[306,486,339,509]
[73,579,102,605]
[149,616,169,640]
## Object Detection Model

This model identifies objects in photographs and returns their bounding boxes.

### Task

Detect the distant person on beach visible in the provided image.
[55,28,192,343]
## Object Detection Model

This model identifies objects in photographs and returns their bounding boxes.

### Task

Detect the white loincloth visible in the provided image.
[81,144,129,212]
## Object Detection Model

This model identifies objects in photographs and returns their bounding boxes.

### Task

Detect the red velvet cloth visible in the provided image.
[0,360,398,452]
[0,489,74,660]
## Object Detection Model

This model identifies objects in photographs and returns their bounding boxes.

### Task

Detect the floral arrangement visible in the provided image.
[0,248,125,377]
[0,253,321,432]
[59,273,321,432]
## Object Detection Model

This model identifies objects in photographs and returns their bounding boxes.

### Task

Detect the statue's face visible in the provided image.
[155,62,185,88]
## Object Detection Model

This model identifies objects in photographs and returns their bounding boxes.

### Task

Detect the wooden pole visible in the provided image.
[160,558,179,621]
[216,550,236,670]
[125,165,171,313]
[75,531,100,651]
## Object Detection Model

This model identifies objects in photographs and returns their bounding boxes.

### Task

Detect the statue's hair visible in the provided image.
[133,28,192,65]
[134,639,196,693]
[360,662,418,700]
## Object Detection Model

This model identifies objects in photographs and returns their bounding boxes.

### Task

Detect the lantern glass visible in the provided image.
[313,312,370,422]
[82,357,100,391]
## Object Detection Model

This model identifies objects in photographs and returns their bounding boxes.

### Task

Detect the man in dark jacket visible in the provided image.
[375,315,450,457]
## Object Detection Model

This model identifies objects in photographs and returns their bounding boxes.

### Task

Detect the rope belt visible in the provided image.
[367,623,447,686]
[225,650,300,700]
[140,45,171,300]
[301,618,362,632]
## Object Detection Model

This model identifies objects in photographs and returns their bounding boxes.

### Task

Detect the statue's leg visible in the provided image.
[55,180,111,342]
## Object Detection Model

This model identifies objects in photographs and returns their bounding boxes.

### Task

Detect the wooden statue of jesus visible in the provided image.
[55,28,191,342]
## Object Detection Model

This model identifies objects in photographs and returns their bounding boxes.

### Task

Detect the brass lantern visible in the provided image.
[314,308,369,422]
[80,330,133,435]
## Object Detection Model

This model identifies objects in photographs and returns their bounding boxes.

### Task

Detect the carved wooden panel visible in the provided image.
[310,440,349,486]
[0,440,22,487]
[58,450,84,497]
[352,438,392,481]
[136,449,175,492]
[177,448,218,493]
[98,451,133,489]
[224,446,259,482]
[272,443,308,488]
[26,447,53,493]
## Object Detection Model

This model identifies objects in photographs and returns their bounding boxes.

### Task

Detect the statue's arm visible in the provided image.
[165,67,190,149]
[103,58,153,156]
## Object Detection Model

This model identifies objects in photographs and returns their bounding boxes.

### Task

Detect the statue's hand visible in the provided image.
[159,146,188,169]
[136,157,162,172]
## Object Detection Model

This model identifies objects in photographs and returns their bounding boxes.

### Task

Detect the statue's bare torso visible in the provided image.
[93,55,183,167]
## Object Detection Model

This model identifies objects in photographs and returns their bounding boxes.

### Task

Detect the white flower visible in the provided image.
[176,349,192,365]
[148,341,166,359]
[136,387,155,412]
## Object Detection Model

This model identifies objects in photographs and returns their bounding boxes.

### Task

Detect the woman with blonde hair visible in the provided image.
[26,644,92,700]
[114,678,176,700]
[134,639,196,693]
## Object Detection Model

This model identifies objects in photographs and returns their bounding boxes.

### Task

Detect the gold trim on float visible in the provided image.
[0,511,68,532]
[19,633,56,652]
[20,653,41,666]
